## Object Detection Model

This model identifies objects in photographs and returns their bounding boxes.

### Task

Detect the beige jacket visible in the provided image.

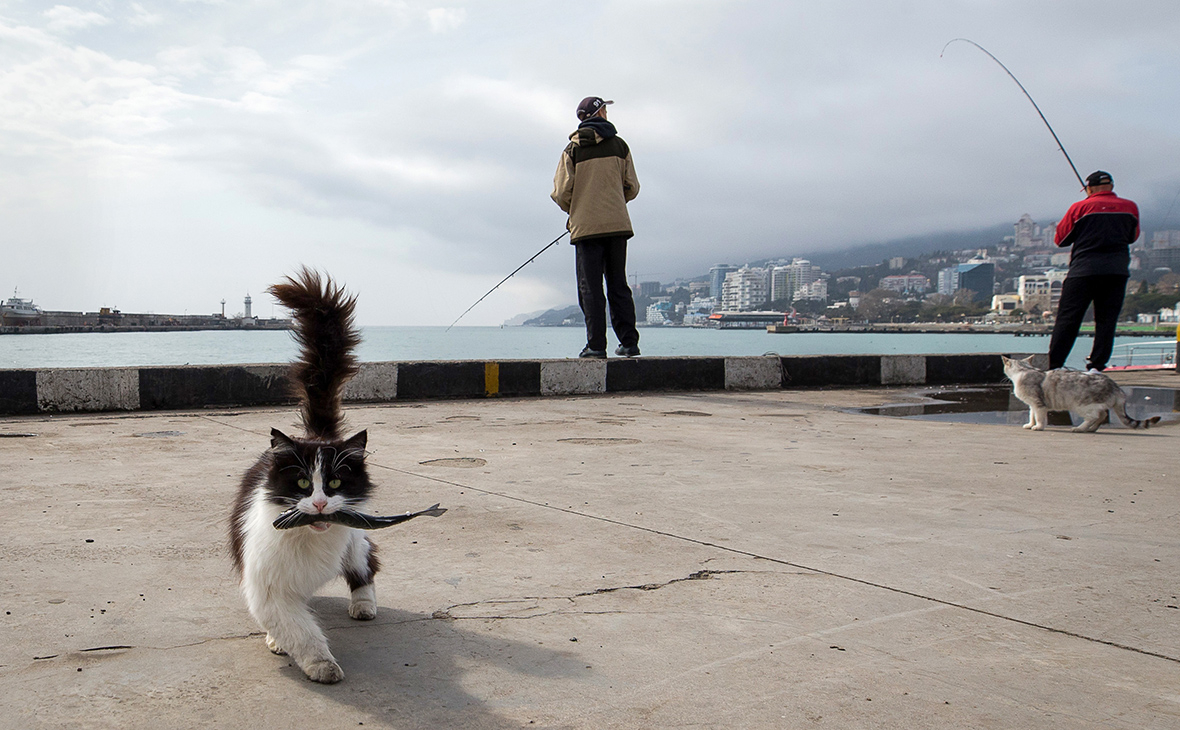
[551,121,640,243]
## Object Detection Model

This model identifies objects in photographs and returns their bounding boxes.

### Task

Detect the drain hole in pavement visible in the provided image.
[662,410,712,417]
[850,385,1177,428]
[419,457,487,467]
[557,438,641,445]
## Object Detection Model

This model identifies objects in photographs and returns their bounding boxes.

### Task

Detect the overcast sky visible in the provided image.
[2,1,1178,325]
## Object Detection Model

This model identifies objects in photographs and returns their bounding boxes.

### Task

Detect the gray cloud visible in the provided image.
[2,0,1178,325]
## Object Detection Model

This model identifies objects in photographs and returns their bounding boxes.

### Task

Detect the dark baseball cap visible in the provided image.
[1085,170,1113,187]
[576,96,613,120]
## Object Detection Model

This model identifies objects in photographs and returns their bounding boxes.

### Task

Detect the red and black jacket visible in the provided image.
[1054,191,1139,277]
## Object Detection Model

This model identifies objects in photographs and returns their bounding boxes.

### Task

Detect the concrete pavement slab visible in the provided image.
[1,384,1178,729]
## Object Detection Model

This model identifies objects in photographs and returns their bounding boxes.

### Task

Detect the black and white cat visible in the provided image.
[229,268,378,684]
[1001,355,1161,433]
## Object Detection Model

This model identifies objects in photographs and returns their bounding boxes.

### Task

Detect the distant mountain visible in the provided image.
[502,308,550,326]
[802,224,1014,271]
[522,305,583,326]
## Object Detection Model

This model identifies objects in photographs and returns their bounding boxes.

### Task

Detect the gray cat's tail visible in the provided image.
[268,268,360,441]
[1113,394,1162,430]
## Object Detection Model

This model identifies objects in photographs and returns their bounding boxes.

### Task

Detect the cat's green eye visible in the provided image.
[328,479,341,489]
[297,478,311,489]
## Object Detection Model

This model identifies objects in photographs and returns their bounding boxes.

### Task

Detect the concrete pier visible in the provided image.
[1,369,1176,728]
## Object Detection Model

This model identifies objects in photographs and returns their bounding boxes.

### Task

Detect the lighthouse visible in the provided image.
[244,294,252,319]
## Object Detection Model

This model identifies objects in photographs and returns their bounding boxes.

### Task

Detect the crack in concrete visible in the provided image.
[572,569,742,597]
[433,569,751,621]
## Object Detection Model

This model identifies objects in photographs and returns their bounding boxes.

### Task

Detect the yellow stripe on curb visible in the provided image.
[485,362,499,397]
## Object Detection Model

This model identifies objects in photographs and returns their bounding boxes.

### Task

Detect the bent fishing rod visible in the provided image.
[445,230,570,331]
[941,38,1085,189]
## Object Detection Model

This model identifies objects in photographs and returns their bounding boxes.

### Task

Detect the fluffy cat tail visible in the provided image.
[1115,408,1162,429]
[1112,390,1162,430]
[268,267,360,441]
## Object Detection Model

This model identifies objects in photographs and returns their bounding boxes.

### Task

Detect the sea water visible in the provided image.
[0,325,1120,370]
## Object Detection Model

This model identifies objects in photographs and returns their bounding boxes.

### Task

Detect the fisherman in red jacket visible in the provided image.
[1047,170,1140,371]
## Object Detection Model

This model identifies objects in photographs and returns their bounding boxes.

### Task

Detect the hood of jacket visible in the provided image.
[569,117,618,146]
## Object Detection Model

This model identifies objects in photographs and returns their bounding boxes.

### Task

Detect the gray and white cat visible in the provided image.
[1001,355,1160,433]
[229,269,378,684]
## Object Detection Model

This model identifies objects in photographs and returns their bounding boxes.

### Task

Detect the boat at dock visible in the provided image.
[1,289,43,323]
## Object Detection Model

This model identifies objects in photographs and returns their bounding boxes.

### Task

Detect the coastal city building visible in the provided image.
[938,262,995,302]
[786,259,821,298]
[991,293,1021,315]
[769,266,792,303]
[646,300,672,324]
[721,267,769,311]
[638,281,663,298]
[793,279,828,302]
[1014,214,1037,248]
[709,264,739,300]
[878,273,930,294]
[1016,270,1067,314]
[1146,230,1180,271]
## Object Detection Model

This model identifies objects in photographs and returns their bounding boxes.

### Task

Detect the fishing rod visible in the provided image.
[941,38,1085,189]
[1159,186,1180,232]
[445,230,570,331]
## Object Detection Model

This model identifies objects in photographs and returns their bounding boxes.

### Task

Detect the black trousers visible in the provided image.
[1047,274,1127,369]
[574,236,639,351]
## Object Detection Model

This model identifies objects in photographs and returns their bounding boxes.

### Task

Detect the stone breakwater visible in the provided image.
[0,352,1046,415]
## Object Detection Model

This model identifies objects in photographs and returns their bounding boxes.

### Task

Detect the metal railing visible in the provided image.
[1108,341,1177,369]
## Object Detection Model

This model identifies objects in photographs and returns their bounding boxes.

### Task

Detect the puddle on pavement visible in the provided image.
[852,385,1178,428]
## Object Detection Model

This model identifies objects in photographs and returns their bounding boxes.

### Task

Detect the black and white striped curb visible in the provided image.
[0,353,1043,415]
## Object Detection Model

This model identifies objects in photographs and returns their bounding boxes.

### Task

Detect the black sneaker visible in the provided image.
[579,346,607,359]
[614,344,641,357]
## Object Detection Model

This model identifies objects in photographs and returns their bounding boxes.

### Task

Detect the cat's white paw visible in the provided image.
[305,659,345,684]
[1022,423,1033,429]
[1030,424,1045,431]
[349,601,377,620]
[265,633,287,656]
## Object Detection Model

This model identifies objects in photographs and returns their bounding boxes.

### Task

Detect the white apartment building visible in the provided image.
[787,258,821,295]
[769,266,791,303]
[1014,214,1037,248]
[646,301,671,325]
[1017,270,1068,313]
[793,279,828,302]
[878,273,929,293]
[721,267,769,311]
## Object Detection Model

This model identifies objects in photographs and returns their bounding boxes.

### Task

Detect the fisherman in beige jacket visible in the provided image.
[552,96,641,358]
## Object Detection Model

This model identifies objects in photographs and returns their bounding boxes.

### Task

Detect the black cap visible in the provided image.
[576,96,613,121]
[1085,170,1113,187]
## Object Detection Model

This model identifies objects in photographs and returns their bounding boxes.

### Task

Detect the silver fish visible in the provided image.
[273,503,447,530]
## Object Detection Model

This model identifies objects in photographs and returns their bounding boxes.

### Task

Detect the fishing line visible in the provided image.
[941,38,1085,189]
[1158,185,1180,232]
[446,230,570,331]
